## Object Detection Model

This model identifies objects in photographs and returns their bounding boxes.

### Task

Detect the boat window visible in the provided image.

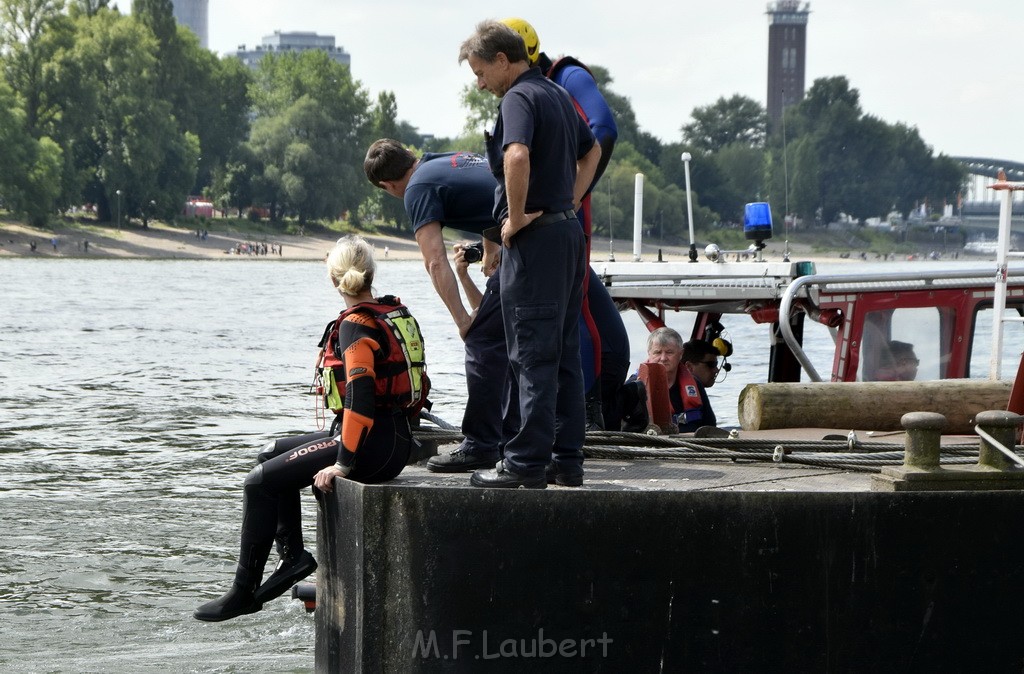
[858,307,942,381]
[968,306,1024,379]
[800,319,841,381]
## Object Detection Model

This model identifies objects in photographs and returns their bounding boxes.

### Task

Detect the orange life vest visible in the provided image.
[674,367,707,428]
[316,296,429,416]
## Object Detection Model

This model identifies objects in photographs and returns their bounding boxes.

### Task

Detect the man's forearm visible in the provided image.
[427,256,472,331]
[416,223,472,331]
[457,266,483,310]
[503,143,531,227]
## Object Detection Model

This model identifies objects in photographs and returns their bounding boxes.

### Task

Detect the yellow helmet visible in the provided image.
[500,17,540,64]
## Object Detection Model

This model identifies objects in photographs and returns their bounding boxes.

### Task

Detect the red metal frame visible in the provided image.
[817,287,1024,382]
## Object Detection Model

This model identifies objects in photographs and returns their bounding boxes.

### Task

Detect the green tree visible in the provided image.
[0,75,62,224]
[770,76,966,225]
[372,90,398,139]
[132,0,250,194]
[460,83,496,137]
[369,90,408,226]
[589,65,661,165]
[715,143,767,206]
[58,9,197,222]
[129,0,180,103]
[180,47,251,193]
[71,0,107,16]
[209,145,259,216]
[682,94,767,153]
[1,0,66,133]
[248,50,372,224]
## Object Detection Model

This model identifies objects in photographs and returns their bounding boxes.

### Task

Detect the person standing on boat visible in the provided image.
[622,329,719,434]
[500,17,626,431]
[194,236,425,622]
[459,20,601,488]
[363,138,511,473]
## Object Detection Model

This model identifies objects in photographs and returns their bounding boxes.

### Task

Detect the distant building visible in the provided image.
[230,31,351,69]
[766,0,810,133]
[171,0,208,49]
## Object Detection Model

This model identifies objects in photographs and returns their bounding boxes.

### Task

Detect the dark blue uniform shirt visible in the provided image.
[404,152,497,235]
[486,67,595,224]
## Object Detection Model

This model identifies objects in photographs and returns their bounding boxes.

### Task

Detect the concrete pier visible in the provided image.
[316,459,1024,671]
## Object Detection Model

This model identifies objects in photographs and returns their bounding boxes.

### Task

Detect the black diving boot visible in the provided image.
[193,576,263,622]
[194,488,273,622]
[254,549,318,604]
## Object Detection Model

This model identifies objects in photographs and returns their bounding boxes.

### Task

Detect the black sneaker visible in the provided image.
[426,446,499,473]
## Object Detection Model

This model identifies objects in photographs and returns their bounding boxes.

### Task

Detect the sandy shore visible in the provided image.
[0,219,427,261]
[0,218,860,265]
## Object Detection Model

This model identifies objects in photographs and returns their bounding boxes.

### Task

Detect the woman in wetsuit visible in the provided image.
[194,235,423,622]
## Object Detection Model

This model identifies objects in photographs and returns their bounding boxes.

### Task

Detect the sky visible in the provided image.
[133,0,1024,163]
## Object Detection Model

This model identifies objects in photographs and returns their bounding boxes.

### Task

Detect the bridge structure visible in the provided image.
[952,157,1024,216]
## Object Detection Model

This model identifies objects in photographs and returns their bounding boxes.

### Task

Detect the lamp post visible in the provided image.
[115,189,122,230]
[681,153,697,262]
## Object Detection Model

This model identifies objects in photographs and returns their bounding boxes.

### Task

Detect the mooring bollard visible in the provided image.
[901,411,947,469]
[974,410,1024,470]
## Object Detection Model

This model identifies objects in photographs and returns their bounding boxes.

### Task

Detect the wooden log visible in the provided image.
[738,380,1013,433]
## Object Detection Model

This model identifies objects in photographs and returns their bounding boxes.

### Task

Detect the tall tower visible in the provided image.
[766,1,810,133]
[172,0,209,49]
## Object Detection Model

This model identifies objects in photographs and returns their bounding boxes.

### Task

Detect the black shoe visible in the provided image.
[193,583,262,622]
[585,398,605,432]
[427,445,499,473]
[544,461,584,487]
[470,460,546,489]
[253,550,317,604]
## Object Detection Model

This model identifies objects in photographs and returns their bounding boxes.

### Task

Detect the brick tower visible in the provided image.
[766,1,810,133]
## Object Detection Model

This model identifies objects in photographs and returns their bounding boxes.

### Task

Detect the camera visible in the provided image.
[462,242,484,263]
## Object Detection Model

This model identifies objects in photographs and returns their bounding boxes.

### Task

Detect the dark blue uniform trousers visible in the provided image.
[499,217,586,478]
[460,272,517,457]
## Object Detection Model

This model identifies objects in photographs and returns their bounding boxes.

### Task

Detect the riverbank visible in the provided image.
[0,218,425,261]
[0,218,860,264]
[4,217,978,265]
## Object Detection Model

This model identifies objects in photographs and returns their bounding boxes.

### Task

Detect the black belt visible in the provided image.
[533,209,577,227]
[483,210,577,243]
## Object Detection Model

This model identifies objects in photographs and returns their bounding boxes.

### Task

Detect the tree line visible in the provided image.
[1,0,965,238]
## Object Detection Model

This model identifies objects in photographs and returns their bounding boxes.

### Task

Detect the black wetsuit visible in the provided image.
[235,319,412,580]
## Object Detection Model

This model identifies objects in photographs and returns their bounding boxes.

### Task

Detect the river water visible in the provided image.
[0,256,1011,672]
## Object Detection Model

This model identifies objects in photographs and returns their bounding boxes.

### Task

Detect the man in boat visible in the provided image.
[622,330,720,434]
[459,20,600,488]
[364,139,509,473]
[500,17,627,431]
[875,340,919,382]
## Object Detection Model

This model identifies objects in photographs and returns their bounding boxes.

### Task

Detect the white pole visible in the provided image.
[682,153,697,261]
[989,185,1013,379]
[633,173,644,261]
